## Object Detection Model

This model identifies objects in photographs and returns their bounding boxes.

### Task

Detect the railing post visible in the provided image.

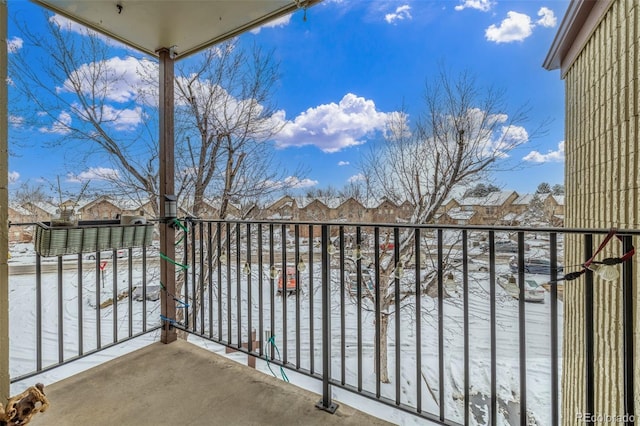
[549,232,559,425]
[583,234,594,419]
[316,224,338,413]
[622,235,634,425]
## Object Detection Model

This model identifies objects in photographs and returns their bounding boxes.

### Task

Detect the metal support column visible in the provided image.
[316,224,338,413]
[158,47,176,344]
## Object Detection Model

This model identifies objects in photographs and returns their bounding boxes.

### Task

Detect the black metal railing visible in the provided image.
[7,220,637,425]
[8,222,162,383]
[172,220,636,426]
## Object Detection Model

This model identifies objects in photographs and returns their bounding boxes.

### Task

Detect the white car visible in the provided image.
[84,249,127,260]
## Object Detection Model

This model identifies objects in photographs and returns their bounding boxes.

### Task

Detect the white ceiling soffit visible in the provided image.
[31,0,321,59]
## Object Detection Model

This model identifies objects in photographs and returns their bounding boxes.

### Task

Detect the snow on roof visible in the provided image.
[293,197,316,209]
[9,204,31,216]
[501,212,526,223]
[362,199,381,209]
[27,201,58,215]
[552,195,565,205]
[513,194,534,205]
[459,191,516,207]
[324,198,342,209]
[446,208,476,220]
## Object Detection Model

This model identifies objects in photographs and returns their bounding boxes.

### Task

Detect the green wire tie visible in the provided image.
[159,252,189,270]
[172,218,189,232]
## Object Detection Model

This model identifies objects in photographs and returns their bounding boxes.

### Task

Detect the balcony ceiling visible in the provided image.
[31,0,320,58]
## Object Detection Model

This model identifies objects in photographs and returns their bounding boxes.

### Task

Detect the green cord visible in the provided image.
[265,335,289,382]
[159,252,189,270]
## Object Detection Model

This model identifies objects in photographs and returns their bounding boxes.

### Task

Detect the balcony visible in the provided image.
[7,220,637,425]
[28,339,387,426]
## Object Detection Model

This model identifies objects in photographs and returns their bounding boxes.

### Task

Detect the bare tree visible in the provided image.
[357,68,541,383]
[12,182,51,206]
[535,182,552,194]
[303,186,340,204]
[551,183,564,195]
[10,14,160,214]
[175,41,304,219]
[11,15,303,219]
[524,193,546,224]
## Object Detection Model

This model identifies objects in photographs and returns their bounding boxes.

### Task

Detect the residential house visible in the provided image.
[371,198,401,223]
[439,208,480,226]
[457,191,519,224]
[544,0,639,419]
[8,205,33,242]
[396,200,415,221]
[77,196,122,220]
[20,201,57,222]
[335,197,367,222]
[544,194,564,225]
[261,195,297,221]
[297,197,331,222]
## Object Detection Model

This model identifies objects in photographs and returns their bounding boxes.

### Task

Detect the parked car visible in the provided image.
[84,249,127,260]
[509,257,564,275]
[277,267,298,296]
[481,240,530,253]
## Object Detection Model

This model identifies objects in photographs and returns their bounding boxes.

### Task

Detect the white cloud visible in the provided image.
[348,173,365,183]
[261,176,318,191]
[39,111,72,134]
[453,108,529,158]
[537,7,557,28]
[385,5,412,24]
[455,0,494,12]
[67,167,120,182]
[98,104,145,131]
[485,11,533,43]
[50,14,95,36]
[283,176,318,189]
[338,161,350,166]
[250,14,292,34]
[274,93,396,153]
[9,115,24,127]
[58,56,156,104]
[523,141,565,163]
[8,171,19,184]
[7,37,23,53]
[493,124,529,155]
[50,14,130,49]
[485,7,557,44]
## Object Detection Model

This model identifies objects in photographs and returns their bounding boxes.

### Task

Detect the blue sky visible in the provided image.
[7,0,569,197]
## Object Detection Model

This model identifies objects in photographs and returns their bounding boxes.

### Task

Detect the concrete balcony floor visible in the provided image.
[29,339,392,426]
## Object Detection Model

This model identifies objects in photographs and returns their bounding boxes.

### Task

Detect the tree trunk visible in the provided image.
[378,313,390,383]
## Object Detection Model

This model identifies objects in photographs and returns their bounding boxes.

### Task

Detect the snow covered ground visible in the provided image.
[8,246,563,425]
